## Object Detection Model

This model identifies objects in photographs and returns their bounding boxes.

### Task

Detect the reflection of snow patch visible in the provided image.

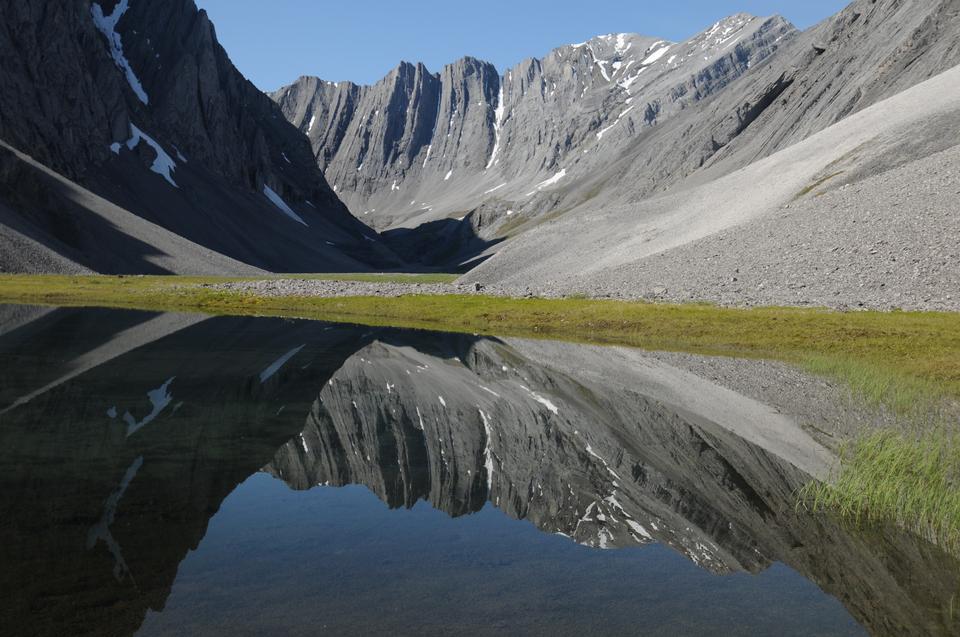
[520,385,559,414]
[479,409,496,492]
[87,455,144,582]
[124,378,175,436]
[415,406,425,430]
[260,345,306,382]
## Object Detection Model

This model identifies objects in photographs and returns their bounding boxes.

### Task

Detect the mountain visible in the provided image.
[277,0,960,292]
[460,0,960,308]
[273,14,793,237]
[0,0,398,274]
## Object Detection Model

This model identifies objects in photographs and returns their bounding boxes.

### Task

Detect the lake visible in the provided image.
[0,305,956,636]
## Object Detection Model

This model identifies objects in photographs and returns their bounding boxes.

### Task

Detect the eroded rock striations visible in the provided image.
[274,14,794,235]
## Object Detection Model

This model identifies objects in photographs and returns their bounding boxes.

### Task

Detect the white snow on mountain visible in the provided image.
[91,0,149,104]
[263,185,309,226]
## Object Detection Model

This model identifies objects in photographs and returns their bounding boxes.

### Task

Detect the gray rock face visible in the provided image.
[273,14,794,234]
[0,0,398,273]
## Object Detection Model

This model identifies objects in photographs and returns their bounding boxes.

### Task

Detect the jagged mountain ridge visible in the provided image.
[0,0,398,274]
[273,13,794,234]
[276,0,960,283]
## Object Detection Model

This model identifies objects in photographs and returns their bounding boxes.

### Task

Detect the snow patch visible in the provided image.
[486,84,506,169]
[91,0,148,104]
[642,44,672,66]
[263,185,309,226]
[123,124,179,187]
[626,519,654,540]
[527,169,567,195]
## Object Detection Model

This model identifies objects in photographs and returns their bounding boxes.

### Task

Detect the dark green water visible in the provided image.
[0,306,956,637]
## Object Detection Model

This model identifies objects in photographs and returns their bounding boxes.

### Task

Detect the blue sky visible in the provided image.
[195,0,849,90]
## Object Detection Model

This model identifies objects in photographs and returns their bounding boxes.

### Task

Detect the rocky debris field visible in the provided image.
[565,143,960,312]
[204,278,489,298]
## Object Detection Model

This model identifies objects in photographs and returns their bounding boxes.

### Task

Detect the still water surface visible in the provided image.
[0,305,956,636]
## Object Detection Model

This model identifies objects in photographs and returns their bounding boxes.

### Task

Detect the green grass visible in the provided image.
[794,170,846,200]
[3,273,960,548]
[802,428,960,552]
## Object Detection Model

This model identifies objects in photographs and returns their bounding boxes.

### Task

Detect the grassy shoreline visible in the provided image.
[1,274,957,412]
[2,273,959,548]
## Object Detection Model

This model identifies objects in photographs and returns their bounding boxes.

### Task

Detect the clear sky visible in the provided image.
[194,0,849,91]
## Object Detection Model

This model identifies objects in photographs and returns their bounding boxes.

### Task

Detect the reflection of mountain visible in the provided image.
[267,336,960,637]
[0,309,371,636]
[0,308,957,636]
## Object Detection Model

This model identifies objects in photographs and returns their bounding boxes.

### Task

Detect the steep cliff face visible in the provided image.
[688,0,960,174]
[274,14,794,235]
[0,0,398,273]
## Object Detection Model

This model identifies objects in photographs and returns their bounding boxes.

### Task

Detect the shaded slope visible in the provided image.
[0,141,262,275]
[0,0,398,273]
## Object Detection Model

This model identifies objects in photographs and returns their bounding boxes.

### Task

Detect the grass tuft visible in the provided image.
[801,428,960,552]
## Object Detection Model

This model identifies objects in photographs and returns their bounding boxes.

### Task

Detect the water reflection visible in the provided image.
[0,306,956,636]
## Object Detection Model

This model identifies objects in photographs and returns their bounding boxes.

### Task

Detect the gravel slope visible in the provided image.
[539,143,960,311]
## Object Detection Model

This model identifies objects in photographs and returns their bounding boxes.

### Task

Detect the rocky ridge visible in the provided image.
[273,14,794,234]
